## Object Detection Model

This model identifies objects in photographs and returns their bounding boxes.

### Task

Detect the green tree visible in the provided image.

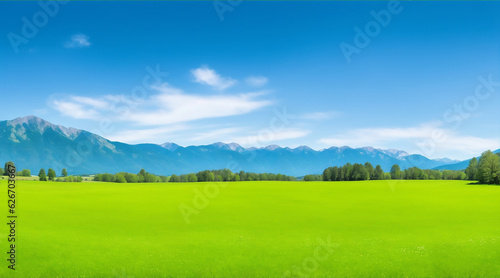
[364,162,374,179]
[124,173,139,183]
[373,165,384,180]
[62,168,68,177]
[47,168,56,181]
[478,150,500,184]
[0,167,3,176]
[4,161,15,176]
[465,157,478,180]
[144,173,157,183]
[338,167,345,181]
[188,173,198,182]
[38,169,47,181]
[304,174,321,181]
[138,169,147,182]
[114,173,127,183]
[352,163,369,181]
[322,168,332,181]
[196,170,209,182]
[331,167,339,181]
[21,169,31,177]
[343,163,353,181]
[390,164,402,179]
[169,174,180,182]
[238,171,246,181]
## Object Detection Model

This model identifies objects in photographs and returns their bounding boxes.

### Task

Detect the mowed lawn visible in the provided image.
[1,180,500,277]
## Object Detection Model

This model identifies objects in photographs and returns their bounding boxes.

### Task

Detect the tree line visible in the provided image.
[465,150,500,185]
[2,162,81,182]
[387,164,469,180]
[303,162,468,181]
[2,161,30,177]
[190,169,296,182]
[316,162,390,181]
[94,169,169,183]
[303,162,388,181]
[36,168,82,182]
[94,169,296,183]
[4,150,499,185]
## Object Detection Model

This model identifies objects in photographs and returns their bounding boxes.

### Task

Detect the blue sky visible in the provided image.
[1,1,499,160]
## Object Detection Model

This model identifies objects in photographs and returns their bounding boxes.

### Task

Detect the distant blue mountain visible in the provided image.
[433,149,500,170]
[0,116,460,176]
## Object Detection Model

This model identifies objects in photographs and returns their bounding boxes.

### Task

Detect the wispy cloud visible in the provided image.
[245,76,268,87]
[64,34,91,48]
[319,122,500,159]
[50,84,271,126]
[52,99,99,119]
[129,84,271,125]
[191,66,236,90]
[70,96,108,109]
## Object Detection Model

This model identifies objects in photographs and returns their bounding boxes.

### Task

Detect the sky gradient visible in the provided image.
[1,1,499,160]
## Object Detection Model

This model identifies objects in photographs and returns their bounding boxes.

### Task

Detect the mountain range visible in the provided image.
[0,116,475,176]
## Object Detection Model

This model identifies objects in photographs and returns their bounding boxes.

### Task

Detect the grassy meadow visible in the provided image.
[1,180,499,277]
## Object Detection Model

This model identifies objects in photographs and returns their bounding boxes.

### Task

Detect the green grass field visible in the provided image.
[1,180,499,277]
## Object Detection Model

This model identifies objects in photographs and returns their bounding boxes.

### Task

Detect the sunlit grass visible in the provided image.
[1,180,499,277]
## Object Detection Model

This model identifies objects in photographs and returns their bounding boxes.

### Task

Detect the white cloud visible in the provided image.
[52,100,99,120]
[319,123,500,159]
[70,96,108,109]
[127,85,270,125]
[191,66,236,90]
[245,76,268,87]
[51,84,271,126]
[64,34,91,48]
